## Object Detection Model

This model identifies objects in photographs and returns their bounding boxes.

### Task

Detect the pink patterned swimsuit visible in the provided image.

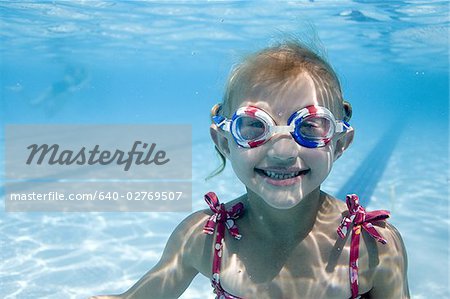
[203,192,390,299]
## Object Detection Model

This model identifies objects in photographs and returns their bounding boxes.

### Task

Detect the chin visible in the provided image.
[259,183,323,208]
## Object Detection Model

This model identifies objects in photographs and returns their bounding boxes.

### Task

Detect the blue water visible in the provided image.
[1,1,449,298]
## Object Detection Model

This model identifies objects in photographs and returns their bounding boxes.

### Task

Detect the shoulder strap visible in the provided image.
[203,192,244,290]
[337,194,390,298]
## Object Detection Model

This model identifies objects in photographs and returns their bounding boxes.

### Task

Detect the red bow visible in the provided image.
[337,194,390,299]
[337,194,390,243]
[203,192,244,240]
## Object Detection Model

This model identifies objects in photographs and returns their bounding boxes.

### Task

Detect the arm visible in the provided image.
[369,223,410,299]
[91,211,209,299]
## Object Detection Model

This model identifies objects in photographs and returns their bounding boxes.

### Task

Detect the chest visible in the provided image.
[199,231,374,299]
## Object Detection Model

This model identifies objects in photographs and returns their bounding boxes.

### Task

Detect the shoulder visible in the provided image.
[321,192,407,270]
[160,208,213,267]
[169,195,247,270]
[376,222,406,247]
[370,221,408,266]
[175,208,213,244]
[316,192,409,296]
[367,222,410,297]
[359,210,407,261]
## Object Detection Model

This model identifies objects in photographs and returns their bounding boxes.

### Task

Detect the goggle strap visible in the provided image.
[212,115,231,132]
[212,115,223,124]
[335,121,351,133]
[343,120,351,129]
[223,121,231,131]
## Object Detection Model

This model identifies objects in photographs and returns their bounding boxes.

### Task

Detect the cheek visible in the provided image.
[306,146,335,174]
[229,147,256,173]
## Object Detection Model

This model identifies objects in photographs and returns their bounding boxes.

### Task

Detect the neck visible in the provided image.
[243,187,324,241]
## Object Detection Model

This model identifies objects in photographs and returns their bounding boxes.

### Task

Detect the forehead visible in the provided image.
[226,69,343,120]
[233,72,325,113]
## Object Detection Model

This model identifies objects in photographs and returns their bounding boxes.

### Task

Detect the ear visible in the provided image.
[210,124,231,158]
[333,128,354,161]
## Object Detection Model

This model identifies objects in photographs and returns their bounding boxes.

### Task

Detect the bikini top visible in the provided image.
[203,192,390,299]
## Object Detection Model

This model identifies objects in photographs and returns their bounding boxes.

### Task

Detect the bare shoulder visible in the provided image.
[320,191,405,254]
[375,222,406,252]
[168,208,214,266]
[330,193,408,262]
[351,203,409,297]
[369,221,408,269]
[178,193,247,268]
[323,192,409,297]
[367,221,410,298]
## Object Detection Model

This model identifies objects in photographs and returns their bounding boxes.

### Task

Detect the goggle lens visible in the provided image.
[235,116,267,140]
[296,116,333,140]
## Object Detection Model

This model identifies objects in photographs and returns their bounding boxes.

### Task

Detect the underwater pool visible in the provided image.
[1,1,449,298]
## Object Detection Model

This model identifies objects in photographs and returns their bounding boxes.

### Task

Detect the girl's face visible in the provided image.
[223,72,343,209]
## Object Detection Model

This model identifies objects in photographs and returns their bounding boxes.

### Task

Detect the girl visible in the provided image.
[92,41,410,299]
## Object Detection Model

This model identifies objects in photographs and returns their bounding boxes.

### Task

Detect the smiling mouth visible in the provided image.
[255,168,310,180]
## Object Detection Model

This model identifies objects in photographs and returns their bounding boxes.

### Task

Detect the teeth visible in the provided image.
[263,170,302,180]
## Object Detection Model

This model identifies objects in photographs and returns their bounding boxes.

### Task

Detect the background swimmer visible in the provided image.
[6,65,90,117]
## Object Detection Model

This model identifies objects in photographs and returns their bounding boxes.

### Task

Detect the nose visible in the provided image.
[266,136,299,165]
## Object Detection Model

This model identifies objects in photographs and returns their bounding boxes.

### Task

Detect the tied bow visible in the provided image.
[337,194,390,243]
[337,194,390,299]
[203,192,244,240]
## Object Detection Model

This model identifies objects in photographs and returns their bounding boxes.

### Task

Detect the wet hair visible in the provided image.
[206,40,352,180]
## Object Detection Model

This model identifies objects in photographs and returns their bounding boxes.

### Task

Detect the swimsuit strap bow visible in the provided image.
[203,192,244,240]
[337,194,390,243]
[337,194,390,299]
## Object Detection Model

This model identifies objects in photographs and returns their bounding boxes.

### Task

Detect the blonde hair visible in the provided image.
[207,40,352,180]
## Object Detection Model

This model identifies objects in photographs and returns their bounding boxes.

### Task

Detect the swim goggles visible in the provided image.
[212,104,351,148]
